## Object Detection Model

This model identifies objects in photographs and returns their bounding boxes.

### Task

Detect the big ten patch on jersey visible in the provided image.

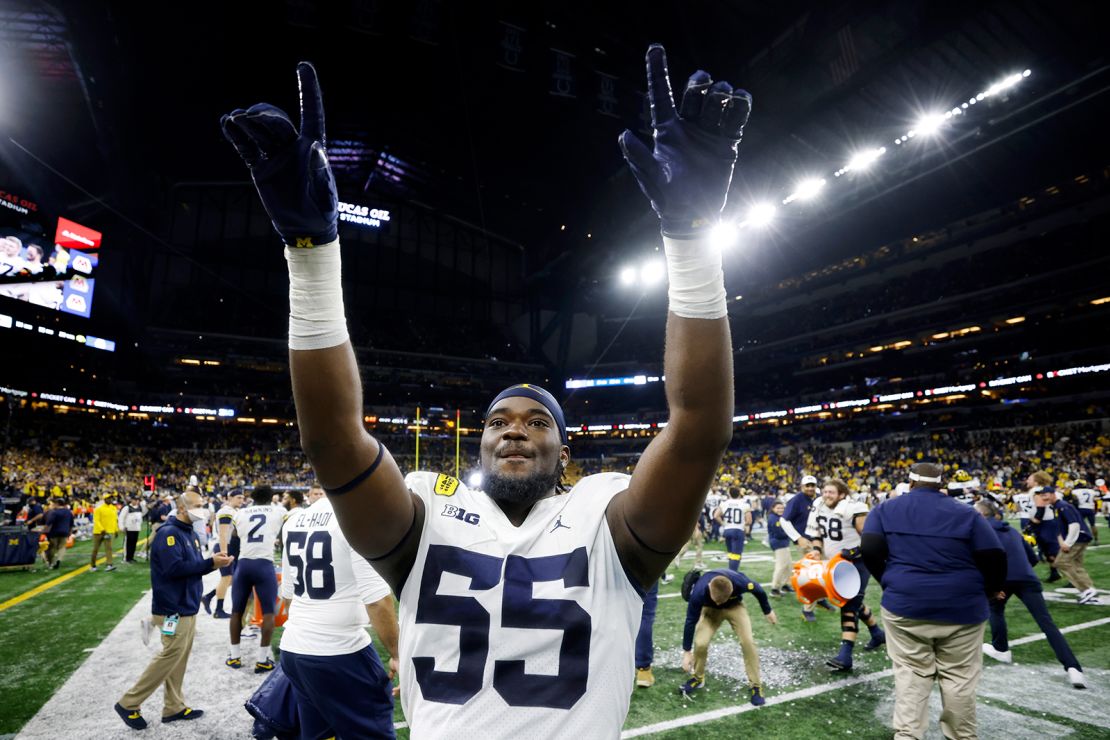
[399,471,642,736]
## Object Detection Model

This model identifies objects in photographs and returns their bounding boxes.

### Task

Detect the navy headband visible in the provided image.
[486,384,568,444]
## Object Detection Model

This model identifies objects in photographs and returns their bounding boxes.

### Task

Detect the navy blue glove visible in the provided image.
[220,62,338,248]
[840,547,862,561]
[619,45,752,238]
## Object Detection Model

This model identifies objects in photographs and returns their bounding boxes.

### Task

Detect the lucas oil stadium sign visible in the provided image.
[338,201,391,229]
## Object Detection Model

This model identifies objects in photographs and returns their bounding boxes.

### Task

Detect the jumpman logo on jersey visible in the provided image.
[549,515,571,533]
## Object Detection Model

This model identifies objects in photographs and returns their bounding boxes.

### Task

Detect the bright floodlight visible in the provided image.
[640,260,665,285]
[467,471,483,489]
[915,113,946,136]
[746,203,776,227]
[793,178,826,201]
[845,147,885,172]
[619,266,637,286]
[709,221,738,249]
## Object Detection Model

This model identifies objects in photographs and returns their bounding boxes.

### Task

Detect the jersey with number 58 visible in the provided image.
[234,504,284,560]
[805,498,868,558]
[280,497,391,656]
[398,471,642,740]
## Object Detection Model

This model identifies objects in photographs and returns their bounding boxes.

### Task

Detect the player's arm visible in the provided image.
[221,63,422,594]
[365,595,400,663]
[218,517,232,553]
[796,510,821,552]
[606,45,750,587]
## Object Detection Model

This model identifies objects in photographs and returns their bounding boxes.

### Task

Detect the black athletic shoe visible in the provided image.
[114,702,148,730]
[864,630,887,651]
[1047,570,1062,583]
[825,657,853,672]
[213,609,231,619]
[816,599,836,612]
[200,591,214,615]
[163,708,204,723]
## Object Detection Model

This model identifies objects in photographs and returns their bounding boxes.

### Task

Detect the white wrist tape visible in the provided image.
[662,235,727,319]
[285,239,350,350]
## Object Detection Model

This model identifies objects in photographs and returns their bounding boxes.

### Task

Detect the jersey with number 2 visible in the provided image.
[398,471,643,740]
[234,504,283,560]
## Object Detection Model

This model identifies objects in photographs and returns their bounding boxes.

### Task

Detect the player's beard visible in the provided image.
[484,457,562,505]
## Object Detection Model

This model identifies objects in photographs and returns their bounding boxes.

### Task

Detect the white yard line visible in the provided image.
[621,614,1110,738]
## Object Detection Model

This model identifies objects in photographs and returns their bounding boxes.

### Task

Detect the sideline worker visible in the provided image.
[862,462,1005,740]
[114,489,233,730]
[91,495,119,572]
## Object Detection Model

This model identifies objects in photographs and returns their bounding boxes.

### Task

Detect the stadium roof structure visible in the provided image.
[0,0,1107,408]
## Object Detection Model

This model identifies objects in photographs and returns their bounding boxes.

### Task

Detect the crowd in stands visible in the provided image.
[6,412,1105,528]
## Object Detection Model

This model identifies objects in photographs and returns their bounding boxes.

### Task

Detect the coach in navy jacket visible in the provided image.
[115,491,234,730]
[976,500,1085,687]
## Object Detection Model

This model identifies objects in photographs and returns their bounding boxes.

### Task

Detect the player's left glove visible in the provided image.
[220,62,338,248]
[619,45,752,238]
[840,547,861,561]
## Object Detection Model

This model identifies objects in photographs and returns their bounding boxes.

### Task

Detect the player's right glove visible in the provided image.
[220,62,338,249]
[619,45,752,238]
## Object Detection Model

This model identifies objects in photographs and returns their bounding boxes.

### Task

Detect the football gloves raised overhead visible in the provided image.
[221,62,338,248]
[619,45,752,238]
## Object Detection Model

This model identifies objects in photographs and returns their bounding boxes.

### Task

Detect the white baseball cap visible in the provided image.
[801,475,818,486]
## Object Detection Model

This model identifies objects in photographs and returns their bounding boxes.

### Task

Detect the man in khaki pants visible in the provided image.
[1035,487,1099,604]
[862,462,1006,739]
[679,569,777,706]
[90,495,119,571]
[114,490,233,730]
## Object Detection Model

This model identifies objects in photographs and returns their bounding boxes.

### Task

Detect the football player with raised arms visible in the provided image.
[797,478,886,671]
[222,43,750,738]
[227,485,284,672]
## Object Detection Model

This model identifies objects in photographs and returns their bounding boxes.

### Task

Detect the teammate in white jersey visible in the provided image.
[714,487,752,570]
[227,486,284,672]
[704,487,725,541]
[799,478,885,672]
[201,488,244,619]
[1070,480,1099,543]
[279,496,400,738]
[224,43,748,738]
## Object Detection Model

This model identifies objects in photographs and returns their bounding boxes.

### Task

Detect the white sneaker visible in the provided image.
[140,617,154,647]
[661,573,675,584]
[982,644,1013,663]
[1077,588,1100,604]
[1067,667,1087,689]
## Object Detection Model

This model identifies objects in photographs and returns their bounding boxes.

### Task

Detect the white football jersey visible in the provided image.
[1072,488,1097,511]
[234,504,284,560]
[215,505,238,541]
[716,497,750,532]
[280,498,391,657]
[398,471,642,740]
[1014,492,1035,519]
[805,497,868,558]
[704,491,724,517]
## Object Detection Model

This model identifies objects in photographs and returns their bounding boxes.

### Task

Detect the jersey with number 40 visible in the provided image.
[234,504,284,560]
[280,497,391,656]
[398,471,643,740]
[805,497,868,558]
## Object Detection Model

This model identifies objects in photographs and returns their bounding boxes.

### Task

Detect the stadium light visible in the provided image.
[709,221,739,249]
[783,178,826,204]
[745,203,776,227]
[619,266,637,286]
[845,147,885,172]
[640,260,665,285]
[913,113,946,137]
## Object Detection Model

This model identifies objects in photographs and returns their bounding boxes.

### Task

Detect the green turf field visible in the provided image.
[2,523,1108,737]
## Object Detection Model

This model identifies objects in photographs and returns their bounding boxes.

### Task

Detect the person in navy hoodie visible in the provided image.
[975,500,1086,688]
[1034,486,1099,604]
[766,500,793,596]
